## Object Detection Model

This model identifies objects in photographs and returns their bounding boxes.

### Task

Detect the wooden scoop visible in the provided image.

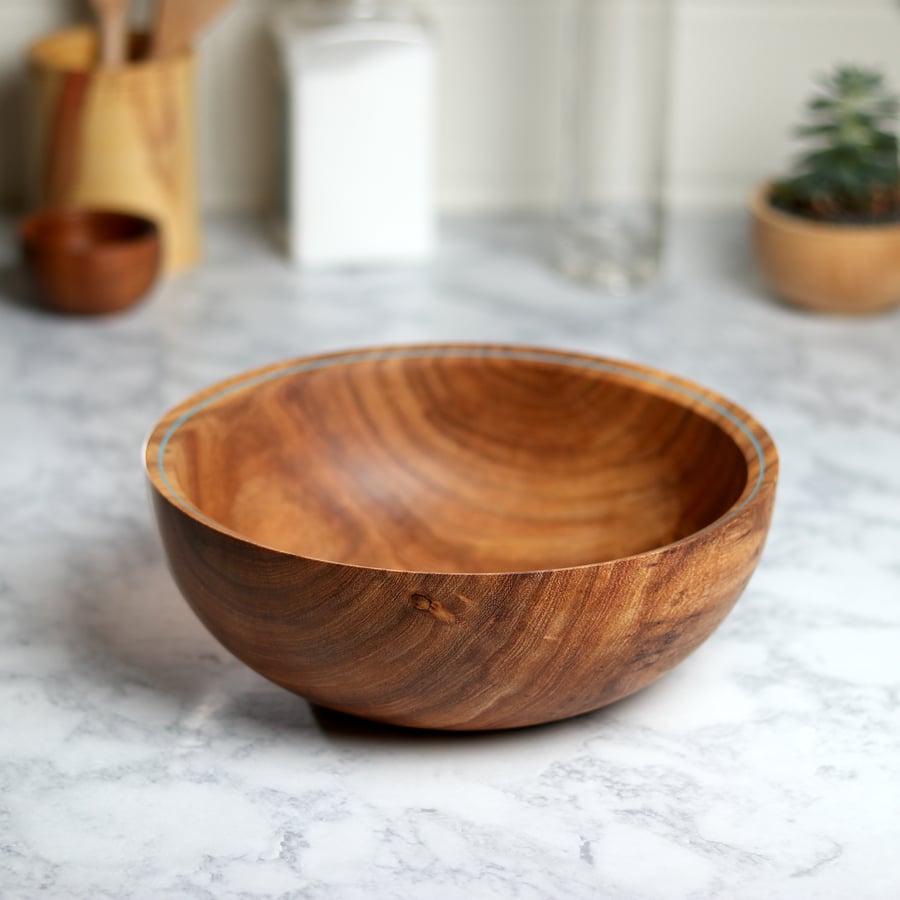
[90,0,130,67]
[148,0,233,59]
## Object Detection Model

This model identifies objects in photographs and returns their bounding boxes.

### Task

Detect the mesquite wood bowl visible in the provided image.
[20,208,160,315]
[145,345,778,731]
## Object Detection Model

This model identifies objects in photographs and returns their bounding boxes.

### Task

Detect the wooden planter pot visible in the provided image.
[751,185,900,314]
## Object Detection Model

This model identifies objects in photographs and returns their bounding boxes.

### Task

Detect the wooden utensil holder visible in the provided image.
[27,27,200,274]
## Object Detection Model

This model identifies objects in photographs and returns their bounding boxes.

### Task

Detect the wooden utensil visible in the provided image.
[28,27,202,274]
[145,345,779,731]
[148,0,233,60]
[90,0,130,67]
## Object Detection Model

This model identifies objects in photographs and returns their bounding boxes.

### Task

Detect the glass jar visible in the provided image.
[554,0,673,292]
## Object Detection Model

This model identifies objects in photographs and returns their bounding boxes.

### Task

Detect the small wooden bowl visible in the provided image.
[145,345,779,731]
[20,208,161,315]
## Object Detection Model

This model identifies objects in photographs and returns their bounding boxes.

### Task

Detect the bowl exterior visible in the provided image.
[752,186,900,314]
[148,474,776,731]
[20,214,161,315]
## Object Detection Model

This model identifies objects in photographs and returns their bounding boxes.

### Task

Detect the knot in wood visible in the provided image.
[410,592,458,624]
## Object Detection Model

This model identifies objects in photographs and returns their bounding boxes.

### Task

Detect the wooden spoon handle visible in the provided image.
[92,0,130,67]
[149,0,233,60]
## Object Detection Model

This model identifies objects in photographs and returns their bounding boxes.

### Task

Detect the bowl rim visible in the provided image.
[144,344,779,575]
[28,25,194,75]
[19,207,160,257]
[751,182,900,237]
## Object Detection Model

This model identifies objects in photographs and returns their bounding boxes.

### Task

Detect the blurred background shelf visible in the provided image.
[1,0,900,216]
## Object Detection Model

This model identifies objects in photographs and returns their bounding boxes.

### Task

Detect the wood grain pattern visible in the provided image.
[145,346,779,730]
[27,28,200,274]
[20,208,160,315]
[752,185,900,314]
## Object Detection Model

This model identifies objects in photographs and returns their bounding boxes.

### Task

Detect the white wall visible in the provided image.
[2,0,900,213]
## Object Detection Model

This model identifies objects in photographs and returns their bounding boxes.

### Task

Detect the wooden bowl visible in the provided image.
[145,345,779,730]
[751,185,900,314]
[20,208,161,315]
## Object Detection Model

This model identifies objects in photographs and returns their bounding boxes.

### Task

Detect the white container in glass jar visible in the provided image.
[272,0,436,267]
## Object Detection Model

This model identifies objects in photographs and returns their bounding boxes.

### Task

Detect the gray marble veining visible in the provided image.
[1,214,899,898]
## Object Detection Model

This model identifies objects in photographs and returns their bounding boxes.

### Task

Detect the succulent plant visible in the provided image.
[771,65,900,222]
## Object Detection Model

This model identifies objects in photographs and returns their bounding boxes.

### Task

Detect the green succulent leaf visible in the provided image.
[778,64,900,220]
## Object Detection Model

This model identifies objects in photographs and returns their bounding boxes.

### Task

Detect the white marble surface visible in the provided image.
[1,214,899,899]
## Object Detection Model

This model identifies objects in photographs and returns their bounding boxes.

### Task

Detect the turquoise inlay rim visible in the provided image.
[155,347,769,560]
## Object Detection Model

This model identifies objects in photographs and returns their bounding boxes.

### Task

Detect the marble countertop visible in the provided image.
[1,215,899,899]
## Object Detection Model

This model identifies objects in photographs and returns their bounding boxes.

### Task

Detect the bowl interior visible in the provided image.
[21,209,157,255]
[158,352,752,573]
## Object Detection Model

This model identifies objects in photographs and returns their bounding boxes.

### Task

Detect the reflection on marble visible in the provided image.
[1,214,899,898]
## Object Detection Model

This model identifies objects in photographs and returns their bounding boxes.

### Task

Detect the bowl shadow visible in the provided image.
[63,525,227,695]
[0,264,40,311]
[305,702,608,748]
